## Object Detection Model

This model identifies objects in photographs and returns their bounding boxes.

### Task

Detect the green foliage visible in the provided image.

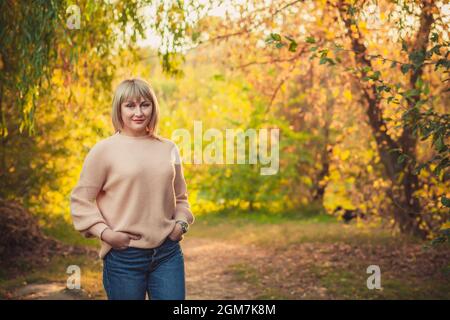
[2,0,448,241]
[204,99,313,211]
[0,0,62,136]
[278,31,450,190]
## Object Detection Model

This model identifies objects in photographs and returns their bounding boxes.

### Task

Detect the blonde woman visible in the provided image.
[70,78,194,300]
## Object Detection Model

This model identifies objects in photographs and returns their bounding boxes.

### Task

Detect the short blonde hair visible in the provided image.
[111,78,162,141]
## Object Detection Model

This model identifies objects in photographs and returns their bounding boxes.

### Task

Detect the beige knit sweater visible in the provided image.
[70,131,195,259]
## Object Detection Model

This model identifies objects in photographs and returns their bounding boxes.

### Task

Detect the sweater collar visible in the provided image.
[115,131,152,140]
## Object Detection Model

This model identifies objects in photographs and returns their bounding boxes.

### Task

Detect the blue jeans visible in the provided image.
[102,237,185,300]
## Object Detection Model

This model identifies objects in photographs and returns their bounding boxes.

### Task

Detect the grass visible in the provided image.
[190,210,449,299]
[1,207,448,300]
[309,265,450,300]
[40,214,99,248]
[188,211,413,249]
[226,263,291,300]
[0,253,106,299]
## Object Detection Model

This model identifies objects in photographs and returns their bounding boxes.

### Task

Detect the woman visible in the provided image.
[70,78,194,300]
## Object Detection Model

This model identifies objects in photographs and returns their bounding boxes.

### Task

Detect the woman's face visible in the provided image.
[120,96,153,135]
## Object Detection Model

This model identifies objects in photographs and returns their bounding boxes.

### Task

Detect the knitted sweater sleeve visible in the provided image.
[171,143,195,225]
[70,142,109,239]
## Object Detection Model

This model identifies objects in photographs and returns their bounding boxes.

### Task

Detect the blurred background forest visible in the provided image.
[0,0,449,299]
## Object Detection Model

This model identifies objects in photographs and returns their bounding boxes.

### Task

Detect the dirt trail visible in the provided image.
[13,238,272,300]
[12,237,450,300]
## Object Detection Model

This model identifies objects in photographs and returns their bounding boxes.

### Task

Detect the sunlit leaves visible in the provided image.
[306,36,316,44]
[442,196,450,208]
[265,33,298,52]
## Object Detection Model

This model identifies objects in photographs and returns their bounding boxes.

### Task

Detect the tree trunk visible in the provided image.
[337,0,435,238]
[313,79,335,202]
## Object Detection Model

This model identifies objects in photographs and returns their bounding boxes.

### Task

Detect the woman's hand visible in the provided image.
[101,229,141,250]
[168,223,184,242]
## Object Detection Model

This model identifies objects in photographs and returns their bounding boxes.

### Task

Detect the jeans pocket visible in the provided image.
[167,236,180,244]
[109,246,128,259]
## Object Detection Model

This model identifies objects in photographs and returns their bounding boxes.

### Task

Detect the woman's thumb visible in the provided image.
[126,233,141,240]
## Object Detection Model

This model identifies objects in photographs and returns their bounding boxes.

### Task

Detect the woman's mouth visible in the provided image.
[133,119,145,123]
